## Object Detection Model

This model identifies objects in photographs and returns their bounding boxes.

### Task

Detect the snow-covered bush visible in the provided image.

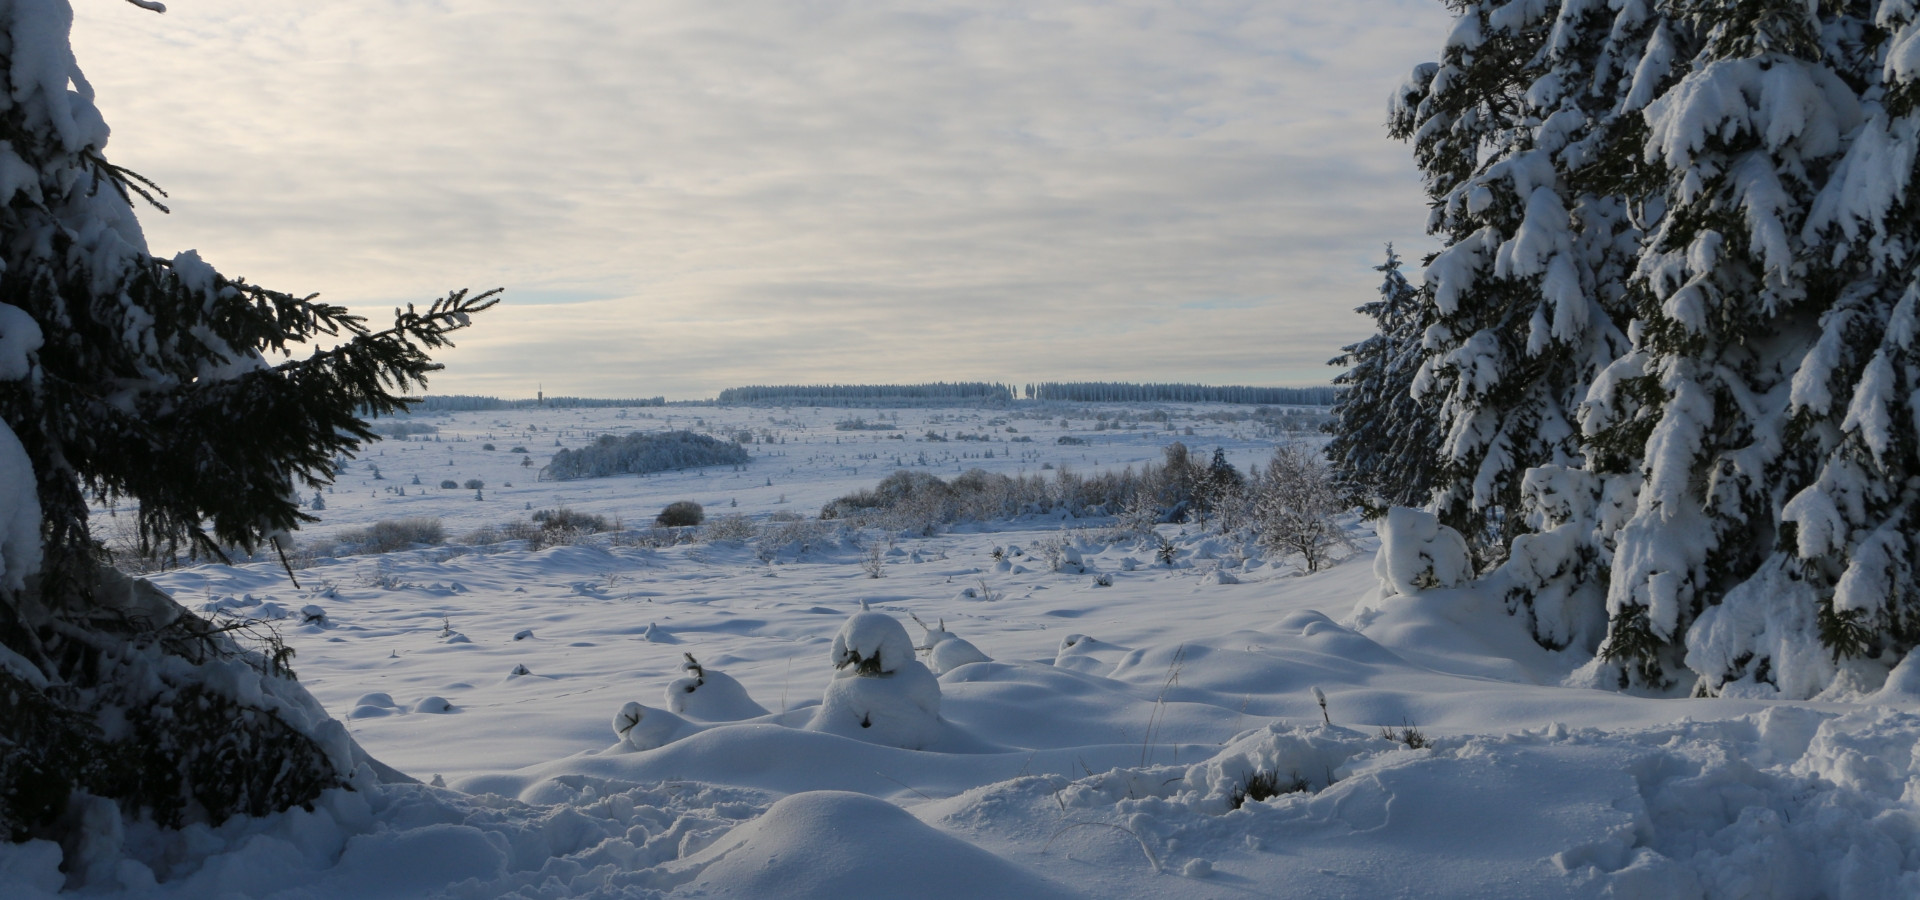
[331,517,446,555]
[1388,0,1920,695]
[611,701,696,751]
[810,610,944,748]
[701,513,757,543]
[666,653,769,721]
[542,430,749,481]
[909,614,991,675]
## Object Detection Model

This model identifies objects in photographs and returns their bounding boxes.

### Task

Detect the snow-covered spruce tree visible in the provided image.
[1396,1,1920,695]
[1326,245,1444,515]
[1390,0,1642,576]
[0,0,496,846]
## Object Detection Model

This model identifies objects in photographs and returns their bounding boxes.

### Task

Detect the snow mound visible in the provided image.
[679,791,1079,899]
[811,656,945,749]
[1373,506,1469,595]
[612,701,698,751]
[666,653,771,721]
[912,615,991,675]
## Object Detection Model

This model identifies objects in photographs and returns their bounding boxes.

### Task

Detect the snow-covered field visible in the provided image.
[13,403,1920,898]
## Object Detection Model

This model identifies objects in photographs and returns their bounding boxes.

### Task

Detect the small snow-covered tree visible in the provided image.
[1394,0,1920,695]
[1253,444,1349,573]
[0,2,494,844]
[810,609,944,748]
[1195,446,1246,530]
[1326,246,1443,515]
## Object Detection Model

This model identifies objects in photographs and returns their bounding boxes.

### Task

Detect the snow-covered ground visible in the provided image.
[11,403,1920,898]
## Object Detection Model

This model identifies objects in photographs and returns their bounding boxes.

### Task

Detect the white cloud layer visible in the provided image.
[71,0,1451,399]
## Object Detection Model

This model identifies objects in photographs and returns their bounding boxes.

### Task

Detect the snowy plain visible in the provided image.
[8,402,1920,899]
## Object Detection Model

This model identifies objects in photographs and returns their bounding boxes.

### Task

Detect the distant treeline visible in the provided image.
[400,395,668,413]
[541,430,750,481]
[716,383,1016,406]
[1026,382,1340,405]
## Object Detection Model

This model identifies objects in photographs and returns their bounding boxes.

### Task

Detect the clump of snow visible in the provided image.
[612,700,697,751]
[910,614,990,675]
[830,610,917,675]
[0,419,41,593]
[0,301,43,381]
[351,693,399,718]
[1200,568,1240,585]
[667,653,770,721]
[1177,723,1377,814]
[0,837,63,895]
[1373,506,1470,596]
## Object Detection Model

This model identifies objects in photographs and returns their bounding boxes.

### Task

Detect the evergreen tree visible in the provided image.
[1395,0,1920,695]
[0,2,495,845]
[1195,446,1246,529]
[1326,245,1444,515]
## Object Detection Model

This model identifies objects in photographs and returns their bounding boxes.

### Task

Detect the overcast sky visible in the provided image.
[71,0,1451,400]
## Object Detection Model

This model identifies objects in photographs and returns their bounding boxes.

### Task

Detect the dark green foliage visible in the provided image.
[1326,247,1442,515]
[1,574,340,841]
[1195,446,1245,524]
[1227,769,1311,810]
[542,430,750,480]
[532,507,613,534]
[656,500,706,528]
[1378,721,1430,750]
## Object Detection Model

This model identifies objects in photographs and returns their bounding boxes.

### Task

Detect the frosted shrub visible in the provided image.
[810,610,944,748]
[332,517,447,555]
[910,613,990,675]
[611,701,695,751]
[1253,444,1350,572]
[701,513,757,543]
[544,430,748,481]
[666,653,768,721]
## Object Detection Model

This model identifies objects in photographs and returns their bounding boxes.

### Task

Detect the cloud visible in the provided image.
[72,0,1451,399]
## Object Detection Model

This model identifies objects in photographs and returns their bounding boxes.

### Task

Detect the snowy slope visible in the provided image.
[7,403,1918,898]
